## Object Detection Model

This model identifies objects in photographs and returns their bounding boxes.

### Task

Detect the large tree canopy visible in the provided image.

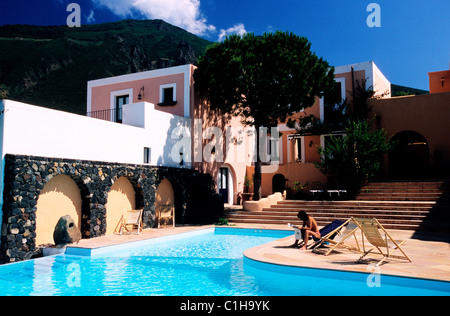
[194,31,335,199]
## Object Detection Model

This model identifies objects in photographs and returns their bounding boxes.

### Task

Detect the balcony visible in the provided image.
[87,108,122,123]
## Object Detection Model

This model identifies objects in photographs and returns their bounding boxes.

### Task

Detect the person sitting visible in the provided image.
[290,211,321,250]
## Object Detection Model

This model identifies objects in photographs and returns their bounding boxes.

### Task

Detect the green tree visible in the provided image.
[315,119,391,197]
[313,81,392,197]
[194,31,335,200]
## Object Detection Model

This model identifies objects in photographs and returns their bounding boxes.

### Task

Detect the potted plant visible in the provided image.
[240,176,254,203]
[286,181,306,200]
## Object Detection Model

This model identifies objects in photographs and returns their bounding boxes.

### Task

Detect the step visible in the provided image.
[276,200,437,209]
[261,208,433,217]
[272,203,435,211]
[225,180,450,233]
[359,189,444,194]
[228,210,429,220]
[226,209,445,225]
[225,216,425,231]
[356,196,441,202]
[362,181,445,186]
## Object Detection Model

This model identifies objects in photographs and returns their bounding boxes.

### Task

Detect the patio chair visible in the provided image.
[117,209,143,235]
[291,219,346,249]
[352,217,412,266]
[158,204,175,228]
[311,219,361,255]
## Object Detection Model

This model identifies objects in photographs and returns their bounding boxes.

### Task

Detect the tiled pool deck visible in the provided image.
[68,222,450,283]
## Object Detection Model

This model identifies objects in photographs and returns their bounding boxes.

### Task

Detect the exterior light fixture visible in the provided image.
[137,86,144,100]
[440,77,445,87]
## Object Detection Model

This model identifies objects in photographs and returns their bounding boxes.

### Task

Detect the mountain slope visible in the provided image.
[0,19,212,114]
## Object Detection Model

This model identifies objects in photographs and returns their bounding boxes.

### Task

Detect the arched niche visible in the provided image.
[36,174,82,246]
[389,130,430,179]
[105,176,136,235]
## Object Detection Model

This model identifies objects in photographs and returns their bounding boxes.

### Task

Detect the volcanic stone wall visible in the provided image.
[1,154,221,263]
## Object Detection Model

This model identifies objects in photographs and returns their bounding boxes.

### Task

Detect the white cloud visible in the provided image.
[85,9,96,23]
[218,23,247,42]
[91,0,216,36]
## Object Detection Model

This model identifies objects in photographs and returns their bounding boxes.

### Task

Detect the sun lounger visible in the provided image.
[290,219,346,249]
[117,209,143,235]
[352,217,412,266]
[158,204,175,228]
[311,218,361,254]
[313,219,346,242]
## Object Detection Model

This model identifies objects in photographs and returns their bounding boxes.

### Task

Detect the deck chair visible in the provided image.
[352,217,412,266]
[312,220,346,243]
[311,219,361,255]
[158,204,175,228]
[117,209,143,235]
[291,220,345,249]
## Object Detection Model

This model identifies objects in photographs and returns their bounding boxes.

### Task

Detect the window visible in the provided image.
[321,134,346,158]
[288,135,304,163]
[294,138,302,162]
[324,82,343,107]
[143,147,151,164]
[110,89,132,123]
[323,78,346,127]
[163,87,174,103]
[323,134,344,148]
[158,83,177,106]
[115,95,129,123]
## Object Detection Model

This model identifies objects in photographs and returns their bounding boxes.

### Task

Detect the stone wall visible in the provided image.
[1,154,221,263]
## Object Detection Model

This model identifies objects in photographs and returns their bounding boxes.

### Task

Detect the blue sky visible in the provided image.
[1,0,449,90]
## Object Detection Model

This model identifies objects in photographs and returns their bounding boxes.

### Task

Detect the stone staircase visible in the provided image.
[225,180,450,232]
[357,181,447,202]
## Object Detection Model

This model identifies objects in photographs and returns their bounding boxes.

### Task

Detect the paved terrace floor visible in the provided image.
[69,222,450,283]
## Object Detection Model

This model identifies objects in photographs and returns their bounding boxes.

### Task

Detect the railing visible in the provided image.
[87,108,122,123]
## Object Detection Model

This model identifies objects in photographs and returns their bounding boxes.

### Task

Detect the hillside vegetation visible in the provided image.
[0,19,211,114]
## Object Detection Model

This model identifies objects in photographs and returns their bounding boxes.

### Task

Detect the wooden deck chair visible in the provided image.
[158,204,175,228]
[352,217,412,266]
[117,209,143,235]
[311,219,361,255]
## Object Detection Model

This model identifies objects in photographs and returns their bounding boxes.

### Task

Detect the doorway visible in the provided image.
[115,95,129,123]
[389,131,430,179]
[218,167,229,203]
[272,174,286,193]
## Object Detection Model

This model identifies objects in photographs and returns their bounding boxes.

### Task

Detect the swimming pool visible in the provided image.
[0,227,449,296]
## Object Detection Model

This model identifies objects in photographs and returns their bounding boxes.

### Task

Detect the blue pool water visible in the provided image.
[0,227,449,296]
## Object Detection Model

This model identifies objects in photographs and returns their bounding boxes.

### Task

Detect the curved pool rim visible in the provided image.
[242,232,450,294]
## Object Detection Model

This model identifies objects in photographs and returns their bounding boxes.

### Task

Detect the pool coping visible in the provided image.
[241,227,450,283]
[65,226,216,256]
[48,224,450,284]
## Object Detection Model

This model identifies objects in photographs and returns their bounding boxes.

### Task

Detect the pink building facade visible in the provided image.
[86,61,392,205]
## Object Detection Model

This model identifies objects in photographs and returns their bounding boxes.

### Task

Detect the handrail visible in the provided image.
[87,108,122,122]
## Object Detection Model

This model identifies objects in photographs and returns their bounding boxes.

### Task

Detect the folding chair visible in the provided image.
[353,217,412,266]
[158,204,175,228]
[117,209,143,235]
[311,218,361,255]
[290,219,346,249]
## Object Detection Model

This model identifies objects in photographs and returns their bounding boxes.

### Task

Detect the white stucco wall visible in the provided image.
[0,100,192,244]
[0,100,191,167]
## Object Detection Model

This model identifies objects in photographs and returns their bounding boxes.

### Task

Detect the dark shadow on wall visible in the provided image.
[411,180,450,243]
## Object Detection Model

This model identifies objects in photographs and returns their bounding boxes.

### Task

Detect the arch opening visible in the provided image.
[389,131,430,179]
[36,174,82,246]
[105,176,136,235]
[272,174,286,194]
[156,178,175,227]
[217,165,236,204]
